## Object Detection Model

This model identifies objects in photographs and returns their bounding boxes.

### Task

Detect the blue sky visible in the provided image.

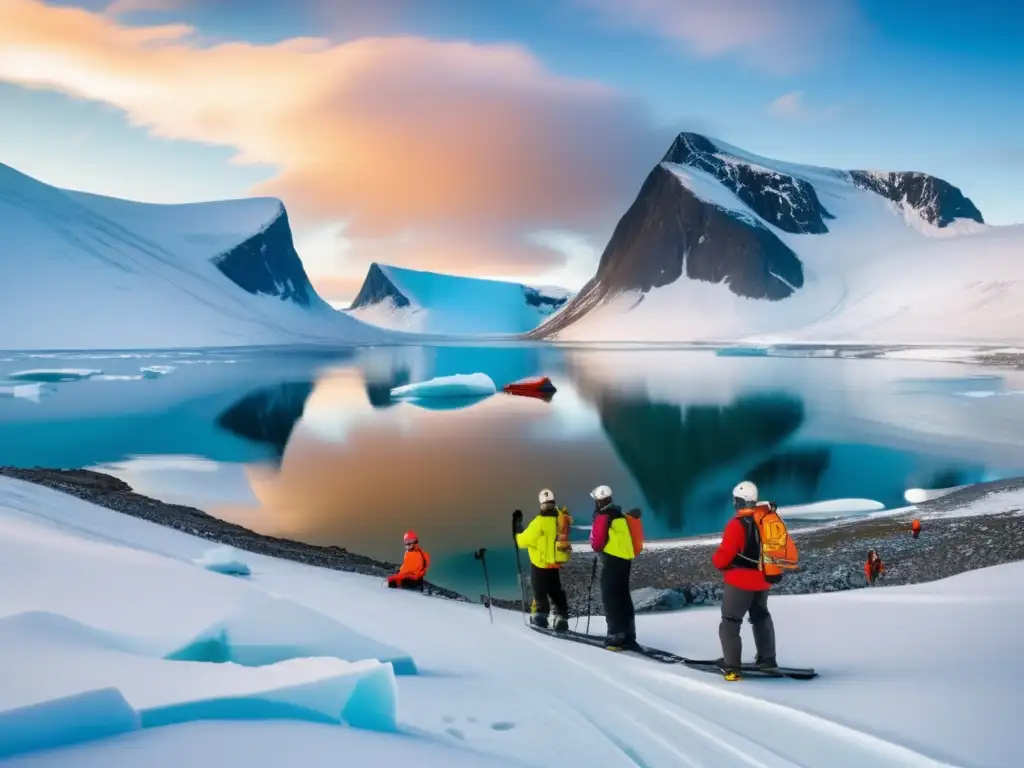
[2,0,1022,300]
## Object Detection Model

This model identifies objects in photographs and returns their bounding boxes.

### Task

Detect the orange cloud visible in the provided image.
[0,0,664,278]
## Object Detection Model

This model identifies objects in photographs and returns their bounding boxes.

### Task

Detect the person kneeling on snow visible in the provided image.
[590,485,641,651]
[865,550,885,586]
[387,531,430,590]
[712,481,779,682]
[514,489,571,632]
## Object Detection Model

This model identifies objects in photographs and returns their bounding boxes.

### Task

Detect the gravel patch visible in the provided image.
[0,467,467,602]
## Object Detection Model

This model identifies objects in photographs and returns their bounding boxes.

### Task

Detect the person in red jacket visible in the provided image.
[864,550,885,586]
[386,531,430,590]
[911,519,922,539]
[711,481,777,681]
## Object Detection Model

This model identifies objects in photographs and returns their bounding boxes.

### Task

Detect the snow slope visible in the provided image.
[533,133,1024,344]
[1,475,1019,767]
[348,263,572,335]
[0,162,389,350]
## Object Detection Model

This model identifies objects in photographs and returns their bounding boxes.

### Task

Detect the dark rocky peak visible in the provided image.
[529,163,805,338]
[349,263,410,310]
[662,132,834,235]
[211,205,317,307]
[847,171,984,227]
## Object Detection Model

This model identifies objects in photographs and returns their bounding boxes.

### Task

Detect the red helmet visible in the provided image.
[403,530,418,545]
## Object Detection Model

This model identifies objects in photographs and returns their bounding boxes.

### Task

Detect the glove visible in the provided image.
[512,509,523,531]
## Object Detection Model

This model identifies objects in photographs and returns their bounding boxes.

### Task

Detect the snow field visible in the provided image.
[0,474,1019,766]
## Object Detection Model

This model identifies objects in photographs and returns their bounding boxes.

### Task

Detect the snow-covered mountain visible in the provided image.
[348,263,572,335]
[0,162,388,350]
[531,132,1024,344]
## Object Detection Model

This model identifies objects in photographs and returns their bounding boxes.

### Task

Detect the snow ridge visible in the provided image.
[531,132,1024,345]
[348,262,572,335]
[0,162,388,350]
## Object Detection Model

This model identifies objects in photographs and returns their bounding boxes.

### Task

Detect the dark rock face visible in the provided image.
[212,208,317,307]
[662,133,835,235]
[349,263,411,310]
[216,381,314,459]
[523,286,569,312]
[848,171,983,227]
[531,163,804,337]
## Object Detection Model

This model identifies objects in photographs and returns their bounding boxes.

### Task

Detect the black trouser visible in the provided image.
[719,584,775,670]
[530,564,568,617]
[388,577,424,591]
[600,553,634,644]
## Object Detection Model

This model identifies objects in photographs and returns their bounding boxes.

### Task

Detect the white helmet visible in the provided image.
[732,480,758,504]
[538,488,555,504]
[590,485,613,501]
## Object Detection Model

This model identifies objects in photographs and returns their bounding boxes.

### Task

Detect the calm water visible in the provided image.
[3,345,1023,597]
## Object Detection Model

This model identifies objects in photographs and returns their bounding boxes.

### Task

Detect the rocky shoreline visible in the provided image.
[0,467,467,602]
[2,467,1022,618]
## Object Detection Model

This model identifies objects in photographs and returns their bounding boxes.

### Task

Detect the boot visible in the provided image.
[722,668,742,682]
[754,654,778,672]
[552,614,569,633]
[604,632,627,651]
[530,613,549,629]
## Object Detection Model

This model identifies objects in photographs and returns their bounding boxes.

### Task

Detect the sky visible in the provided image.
[1,0,1022,303]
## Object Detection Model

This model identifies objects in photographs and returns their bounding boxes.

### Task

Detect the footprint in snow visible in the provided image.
[445,727,466,740]
[442,714,456,723]
[490,721,516,731]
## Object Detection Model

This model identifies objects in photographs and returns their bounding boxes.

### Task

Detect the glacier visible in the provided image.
[348,263,572,335]
[532,132,1024,345]
[0,162,389,351]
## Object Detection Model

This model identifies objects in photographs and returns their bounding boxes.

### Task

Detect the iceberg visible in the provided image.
[390,373,496,399]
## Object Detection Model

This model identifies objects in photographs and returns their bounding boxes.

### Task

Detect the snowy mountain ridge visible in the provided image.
[348,262,572,335]
[0,161,388,350]
[531,132,1024,344]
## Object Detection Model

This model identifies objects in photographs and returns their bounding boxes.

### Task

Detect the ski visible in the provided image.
[529,624,607,647]
[682,659,817,680]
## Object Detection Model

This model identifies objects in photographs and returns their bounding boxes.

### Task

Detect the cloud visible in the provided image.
[0,0,665,279]
[573,0,857,73]
[767,90,843,120]
[103,0,189,16]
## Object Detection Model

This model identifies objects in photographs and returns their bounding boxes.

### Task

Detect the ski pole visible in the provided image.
[511,510,529,625]
[585,556,598,635]
[474,548,494,624]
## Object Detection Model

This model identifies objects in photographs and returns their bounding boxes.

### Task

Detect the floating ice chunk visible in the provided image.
[7,369,102,382]
[141,366,177,379]
[165,597,417,675]
[904,485,969,504]
[715,346,769,357]
[780,498,885,519]
[390,373,496,399]
[0,383,51,402]
[192,546,251,577]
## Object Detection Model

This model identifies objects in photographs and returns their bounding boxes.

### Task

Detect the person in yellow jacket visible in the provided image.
[513,489,571,632]
[589,485,639,650]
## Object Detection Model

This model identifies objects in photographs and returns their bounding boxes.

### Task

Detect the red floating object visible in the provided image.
[503,376,557,398]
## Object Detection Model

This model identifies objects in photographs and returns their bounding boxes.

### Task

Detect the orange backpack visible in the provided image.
[751,503,798,583]
[624,508,644,556]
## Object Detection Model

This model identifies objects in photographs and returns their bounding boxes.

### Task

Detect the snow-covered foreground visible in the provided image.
[0,477,1016,767]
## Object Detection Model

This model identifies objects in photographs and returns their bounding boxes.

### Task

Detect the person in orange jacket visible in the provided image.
[911,519,922,539]
[864,550,885,586]
[387,531,430,590]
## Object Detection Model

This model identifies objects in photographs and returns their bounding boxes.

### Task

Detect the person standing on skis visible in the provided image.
[514,489,571,632]
[386,530,430,590]
[589,485,638,651]
[712,481,778,681]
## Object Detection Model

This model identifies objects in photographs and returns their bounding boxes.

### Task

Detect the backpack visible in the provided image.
[554,507,573,564]
[624,508,644,556]
[751,502,798,583]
